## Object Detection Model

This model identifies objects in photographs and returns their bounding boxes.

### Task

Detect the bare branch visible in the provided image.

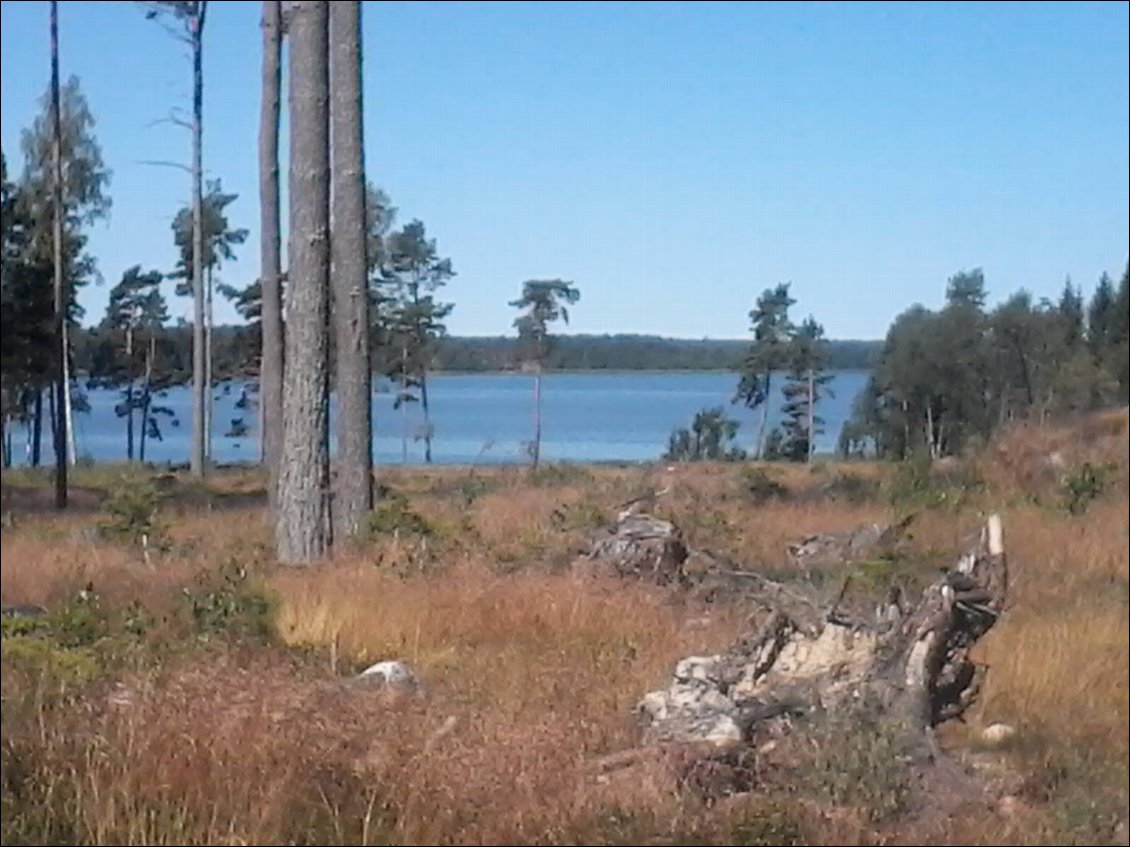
[135,159,192,174]
[146,116,192,131]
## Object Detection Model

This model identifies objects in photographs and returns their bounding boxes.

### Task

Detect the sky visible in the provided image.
[1,1,1127,340]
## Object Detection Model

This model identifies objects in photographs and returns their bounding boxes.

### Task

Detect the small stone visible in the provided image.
[981,722,1017,746]
[996,794,1025,817]
[673,655,722,684]
[355,660,422,695]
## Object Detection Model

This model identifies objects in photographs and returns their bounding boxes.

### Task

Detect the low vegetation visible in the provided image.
[1,410,1127,845]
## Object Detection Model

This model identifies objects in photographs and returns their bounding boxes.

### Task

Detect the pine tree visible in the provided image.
[779,316,832,462]
[276,0,332,564]
[734,283,795,458]
[329,0,373,539]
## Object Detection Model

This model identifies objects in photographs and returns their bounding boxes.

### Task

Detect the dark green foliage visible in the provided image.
[510,279,582,363]
[365,492,433,538]
[820,470,880,503]
[92,266,176,460]
[728,802,803,846]
[845,266,1128,459]
[182,561,274,641]
[168,178,248,296]
[739,466,788,503]
[734,283,796,458]
[779,316,833,461]
[67,329,882,383]
[1061,461,1113,516]
[98,474,167,549]
[884,453,982,514]
[510,279,582,468]
[2,79,109,454]
[665,407,747,462]
[796,708,914,823]
[376,219,456,463]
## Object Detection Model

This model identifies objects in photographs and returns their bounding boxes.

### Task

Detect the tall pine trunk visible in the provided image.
[532,364,542,469]
[31,389,43,467]
[140,336,154,463]
[126,382,135,461]
[400,349,409,465]
[277,0,332,564]
[125,323,135,461]
[756,372,772,459]
[330,0,373,539]
[189,3,207,478]
[50,0,67,508]
[419,373,432,463]
[259,0,284,509]
[411,286,433,464]
[806,368,814,462]
[204,264,214,462]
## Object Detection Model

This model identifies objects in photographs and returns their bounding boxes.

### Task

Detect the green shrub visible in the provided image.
[798,709,913,823]
[182,561,274,641]
[821,470,880,503]
[99,474,168,551]
[886,453,982,514]
[528,462,596,487]
[729,801,803,846]
[1061,462,1112,516]
[739,467,788,504]
[665,407,748,462]
[365,492,433,538]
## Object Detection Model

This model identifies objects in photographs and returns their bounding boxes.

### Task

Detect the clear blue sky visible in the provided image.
[2,1,1127,339]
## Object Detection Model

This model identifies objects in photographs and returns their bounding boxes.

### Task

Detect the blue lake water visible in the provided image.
[8,371,869,467]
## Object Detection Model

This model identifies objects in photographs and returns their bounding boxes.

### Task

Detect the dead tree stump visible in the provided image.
[637,514,1009,761]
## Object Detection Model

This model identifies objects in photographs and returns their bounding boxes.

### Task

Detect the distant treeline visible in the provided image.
[430,334,880,373]
[69,327,880,379]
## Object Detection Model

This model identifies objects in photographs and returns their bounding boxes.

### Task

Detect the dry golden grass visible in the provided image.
[2,423,1128,845]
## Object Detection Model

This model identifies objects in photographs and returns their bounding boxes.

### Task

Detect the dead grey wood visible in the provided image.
[638,515,1009,765]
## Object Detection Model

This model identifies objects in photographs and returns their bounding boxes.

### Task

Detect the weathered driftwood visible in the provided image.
[638,514,1008,761]
[583,513,689,585]
[0,604,48,619]
[786,513,917,568]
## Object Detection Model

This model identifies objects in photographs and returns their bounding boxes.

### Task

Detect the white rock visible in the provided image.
[981,722,1017,746]
[673,655,722,684]
[698,713,743,746]
[356,660,421,693]
[638,690,670,721]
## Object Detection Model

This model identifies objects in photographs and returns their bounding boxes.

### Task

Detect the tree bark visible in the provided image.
[259,0,284,509]
[755,372,771,459]
[204,264,214,462]
[420,372,433,463]
[139,335,154,463]
[63,335,75,465]
[189,2,207,478]
[532,365,542,469]
[806,368,814,462]
[126,381,135,461]
[330,0,373,539]
[277,0,332,564]
[50,0,67,508]
[31,389,43,467]
[401,347,409,465]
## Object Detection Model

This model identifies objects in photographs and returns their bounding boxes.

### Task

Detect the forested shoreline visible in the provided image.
[67,328,881,379]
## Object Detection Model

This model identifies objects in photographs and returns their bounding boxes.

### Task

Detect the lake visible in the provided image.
[8,371,869,467]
